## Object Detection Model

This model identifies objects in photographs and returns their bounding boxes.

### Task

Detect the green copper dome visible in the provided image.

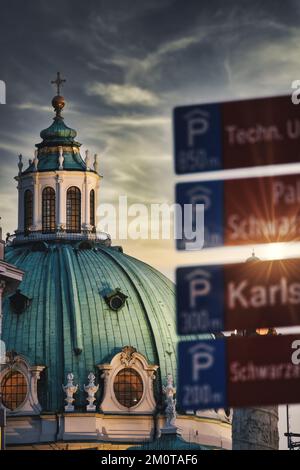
[27,115,87,172]
[39,117,77,144]
[21,88,92,174]
[3,243,189,412]
[37,93,80,150]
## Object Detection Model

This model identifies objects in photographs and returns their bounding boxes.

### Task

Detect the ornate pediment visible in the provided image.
[97,347,158,414]
[120,346,137,367]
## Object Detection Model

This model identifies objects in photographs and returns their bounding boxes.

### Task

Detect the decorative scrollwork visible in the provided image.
[120,346,137,367]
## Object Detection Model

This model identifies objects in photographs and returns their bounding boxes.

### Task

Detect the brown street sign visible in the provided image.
[228,334,300,408]
[178,334,300,410]
[174,95,300,174]
[177,258,300,334]
[176,173,300,250]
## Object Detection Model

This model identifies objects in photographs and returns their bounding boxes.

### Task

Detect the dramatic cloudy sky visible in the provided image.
[1,0,300,447]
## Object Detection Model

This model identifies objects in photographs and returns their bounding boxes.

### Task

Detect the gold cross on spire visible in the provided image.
[51,72,66,96]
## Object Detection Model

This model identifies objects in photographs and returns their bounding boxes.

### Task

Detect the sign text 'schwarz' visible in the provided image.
[176,174,300,249]
[178,335,300,410]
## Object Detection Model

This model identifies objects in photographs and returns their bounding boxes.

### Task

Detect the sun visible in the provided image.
[262,242,291,261]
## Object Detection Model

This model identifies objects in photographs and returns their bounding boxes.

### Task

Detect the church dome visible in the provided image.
[21,80,92,174]
[40,117,77,143]
[3,242,180,412]
[2,75,231,449]
[39,87,78,147]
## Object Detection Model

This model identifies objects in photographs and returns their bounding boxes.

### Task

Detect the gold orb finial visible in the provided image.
[51,95,65,116]
[51,72,66,117]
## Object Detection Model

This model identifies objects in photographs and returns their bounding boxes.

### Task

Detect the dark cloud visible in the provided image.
[1,0,300,236]
[0,0,300,444]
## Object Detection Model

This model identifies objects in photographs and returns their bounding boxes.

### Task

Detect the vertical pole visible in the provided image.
[0,282,4,342]
[286,404,290,450]
[0,409,6,450]
[0,280,5,450]
[0,280,6,365]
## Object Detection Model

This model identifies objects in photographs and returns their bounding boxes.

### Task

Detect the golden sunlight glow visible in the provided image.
[262,242,292,261]
[256,328,270,335]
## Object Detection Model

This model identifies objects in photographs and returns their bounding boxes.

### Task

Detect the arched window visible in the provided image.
[113,368,143,408]
[42,187,56,233]
[90,189,95,227]
[66,186,81,233]
[1,371,28,411]
[98,346,157,413]
[24,189,33,232]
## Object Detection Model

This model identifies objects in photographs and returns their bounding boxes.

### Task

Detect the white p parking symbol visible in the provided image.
[185,109,209,147]
[185,268,211,308]
[0,80,6,104]
[189,343,214,381]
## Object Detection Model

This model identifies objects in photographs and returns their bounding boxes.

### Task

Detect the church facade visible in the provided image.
[0,76,231,450]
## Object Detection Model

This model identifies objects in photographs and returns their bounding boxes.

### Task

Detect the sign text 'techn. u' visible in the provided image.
[174,95,300,174]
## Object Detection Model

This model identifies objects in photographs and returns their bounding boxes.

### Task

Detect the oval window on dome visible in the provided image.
[104,289,128,311]
[1,371,28,411]
[113,368,143,408]
[109,295,124,310]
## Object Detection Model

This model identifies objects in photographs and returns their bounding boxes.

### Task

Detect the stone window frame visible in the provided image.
[97,346,158,414]
[0,354,45,416]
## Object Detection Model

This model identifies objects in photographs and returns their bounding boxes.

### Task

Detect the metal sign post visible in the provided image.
[0,408,6,450]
